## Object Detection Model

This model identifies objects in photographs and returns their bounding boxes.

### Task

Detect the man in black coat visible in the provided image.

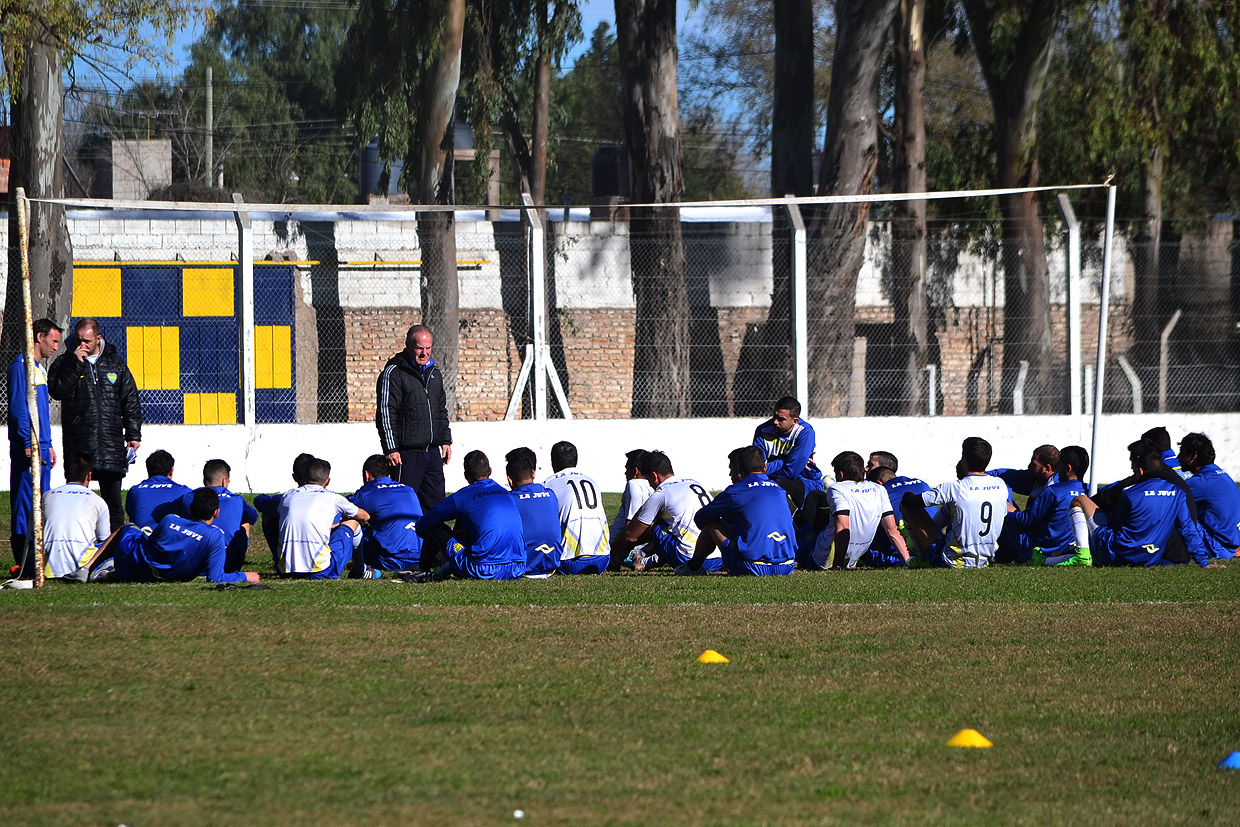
[48,318,142,530]
[375,323,453,513]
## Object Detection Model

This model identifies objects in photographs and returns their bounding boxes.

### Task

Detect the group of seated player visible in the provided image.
[31,397,1238,584]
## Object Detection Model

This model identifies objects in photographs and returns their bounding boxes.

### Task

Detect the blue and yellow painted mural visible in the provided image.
[71,262,296,424]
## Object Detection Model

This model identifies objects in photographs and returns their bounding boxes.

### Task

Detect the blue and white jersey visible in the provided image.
[1162,449,1189,480]
[277,485,360,574]
[696,473,795,564]
[418,478,525,569]
[813,480,892,568]
[7,354,52,459]
[1101,476,1209,566]
[126,514,244,583]
[1007,478,1085,555]
[753,418,824,490]
[1185,464,1240,558]
[126,475,192,528]
[633,475,716,560]
[543,468,610,559]
[510,482,563,576]
[350,476,423,571]
[921,473,1010,567]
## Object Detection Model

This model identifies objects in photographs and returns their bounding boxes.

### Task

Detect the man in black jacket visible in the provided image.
[48,318,142,530]
[376,324,453,512]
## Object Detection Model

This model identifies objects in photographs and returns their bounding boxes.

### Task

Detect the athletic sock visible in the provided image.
[1070,506,1091,551]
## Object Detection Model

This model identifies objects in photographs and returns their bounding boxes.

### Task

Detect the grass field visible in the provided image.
[2,495,1239,825]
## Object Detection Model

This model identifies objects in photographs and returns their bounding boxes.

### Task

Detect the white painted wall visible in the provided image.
[12,413,1238,496]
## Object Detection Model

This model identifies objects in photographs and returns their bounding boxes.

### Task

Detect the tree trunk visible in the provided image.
[414,0,465,416]
[531,0,551,206]
[4,24,72,377]
[1131,143,1164,393]
[755,0,814,408]
[616,0,690,418]
[964,0,1062,414]
[892,0,929,415]
[806,0,898,417]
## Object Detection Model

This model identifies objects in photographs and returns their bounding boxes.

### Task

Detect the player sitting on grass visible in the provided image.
[677,446,795,576]
[803,451,910,570]
[608,448,653,570]
[543,440,611,575]
[349,454,424,576]
[170,459,258,574]
[506,447,563,578]
[988,444,1059,563]
[1009,445,1088,566]
[276,457,370,579]
[407,450,526,582]
[1178,432,1240,560]
[902,437,1010,568]
[254,452,315,569]
[612,450,717,572]
[865,465,934,567]
[42,453,115,582]
[125,449,191,528]
[752,396,824,511]
[1070,444,1220,568]
[100,488,260,584]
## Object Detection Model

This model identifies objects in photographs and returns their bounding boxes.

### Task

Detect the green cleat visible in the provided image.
[1055,547,1092,567]
[1029,548,1047,566]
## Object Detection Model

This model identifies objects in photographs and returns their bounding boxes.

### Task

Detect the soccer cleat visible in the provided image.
[89,559,116,582]
[1054,546,1092,567]
[1029,549,1047,567]
[673,563,707,576]
[624,551,647,572]
[359,566,383,580]
[58,566,89,584]
[394,567,447,583]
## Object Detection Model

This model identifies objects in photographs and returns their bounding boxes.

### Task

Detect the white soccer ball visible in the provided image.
[513,810,525,820]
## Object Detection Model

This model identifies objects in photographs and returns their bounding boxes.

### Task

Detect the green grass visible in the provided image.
[3,495,1240,824]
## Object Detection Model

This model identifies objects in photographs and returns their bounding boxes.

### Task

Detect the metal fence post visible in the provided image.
[1057,194,1082,416]
[1158,308,1182,413]
[786,199,809,415]
[233,194,256,427]
[524,194,547,420]
[1088,185,1117,494]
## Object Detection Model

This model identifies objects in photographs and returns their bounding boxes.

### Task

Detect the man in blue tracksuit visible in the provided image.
[863,465,936,566]
[170,459,260,573]
[108,488,260,583]
[505,447,564,578]
[7,318,61,579]
[752,395,824,509]
[678,446,796,576]
[125,449,192,528]
[988,444,1060,563]
[1070,447,1217,567]
[1009,445,1089,566]
[413,450,525,581]
[1178,432,1240,560]
[349,454,424,575]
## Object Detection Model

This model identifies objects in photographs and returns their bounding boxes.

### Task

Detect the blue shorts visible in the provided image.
[305,524,355,580]
[720,542,793,576]
[558,555,609,575]
[446,542,525,580]
[9,447,51,537]
[113,525,153,583]
[651,525,721,571]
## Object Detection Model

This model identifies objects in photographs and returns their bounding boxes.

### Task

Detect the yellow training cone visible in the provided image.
[946,729,993,748]
[697,649,730,663]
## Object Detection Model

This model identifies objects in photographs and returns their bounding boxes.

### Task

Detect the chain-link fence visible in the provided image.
[1,203,1237,424]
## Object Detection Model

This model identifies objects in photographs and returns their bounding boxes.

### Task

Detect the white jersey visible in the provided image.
[277,484,359,574]
[922,473,1010,567]
[43,483,111,577]
[633,475,717,559]
[612,477,653,555]
[543,468,610,559]
[812,480,893,569]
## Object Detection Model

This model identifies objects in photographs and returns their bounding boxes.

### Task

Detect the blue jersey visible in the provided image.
[350,476,424,571]
[694,473,796,563]
[1185,464,1240,557]
[7,354,52,459]
[870,476,934,556]
[1007,478,1085,555]
[1100,476,1209,566]
[510,482,564,576]
[173,485,258,565]
[1162,449,1189,479]
[417,478,525,569]
[124,513,244,583]
[753,418,824,491]
[126,476,193,528]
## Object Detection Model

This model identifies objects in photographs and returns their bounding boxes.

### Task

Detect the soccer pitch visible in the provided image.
[3,494,1240,824]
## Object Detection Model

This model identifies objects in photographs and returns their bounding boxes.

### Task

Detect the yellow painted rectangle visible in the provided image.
[72,267,122,317]
[127,326,180,390]
[184,391,201,424]
[182,267,234,316]
[214,392,237,424]
[255,326,273,388]
[255,325,292,389]
[184,393,237,425]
